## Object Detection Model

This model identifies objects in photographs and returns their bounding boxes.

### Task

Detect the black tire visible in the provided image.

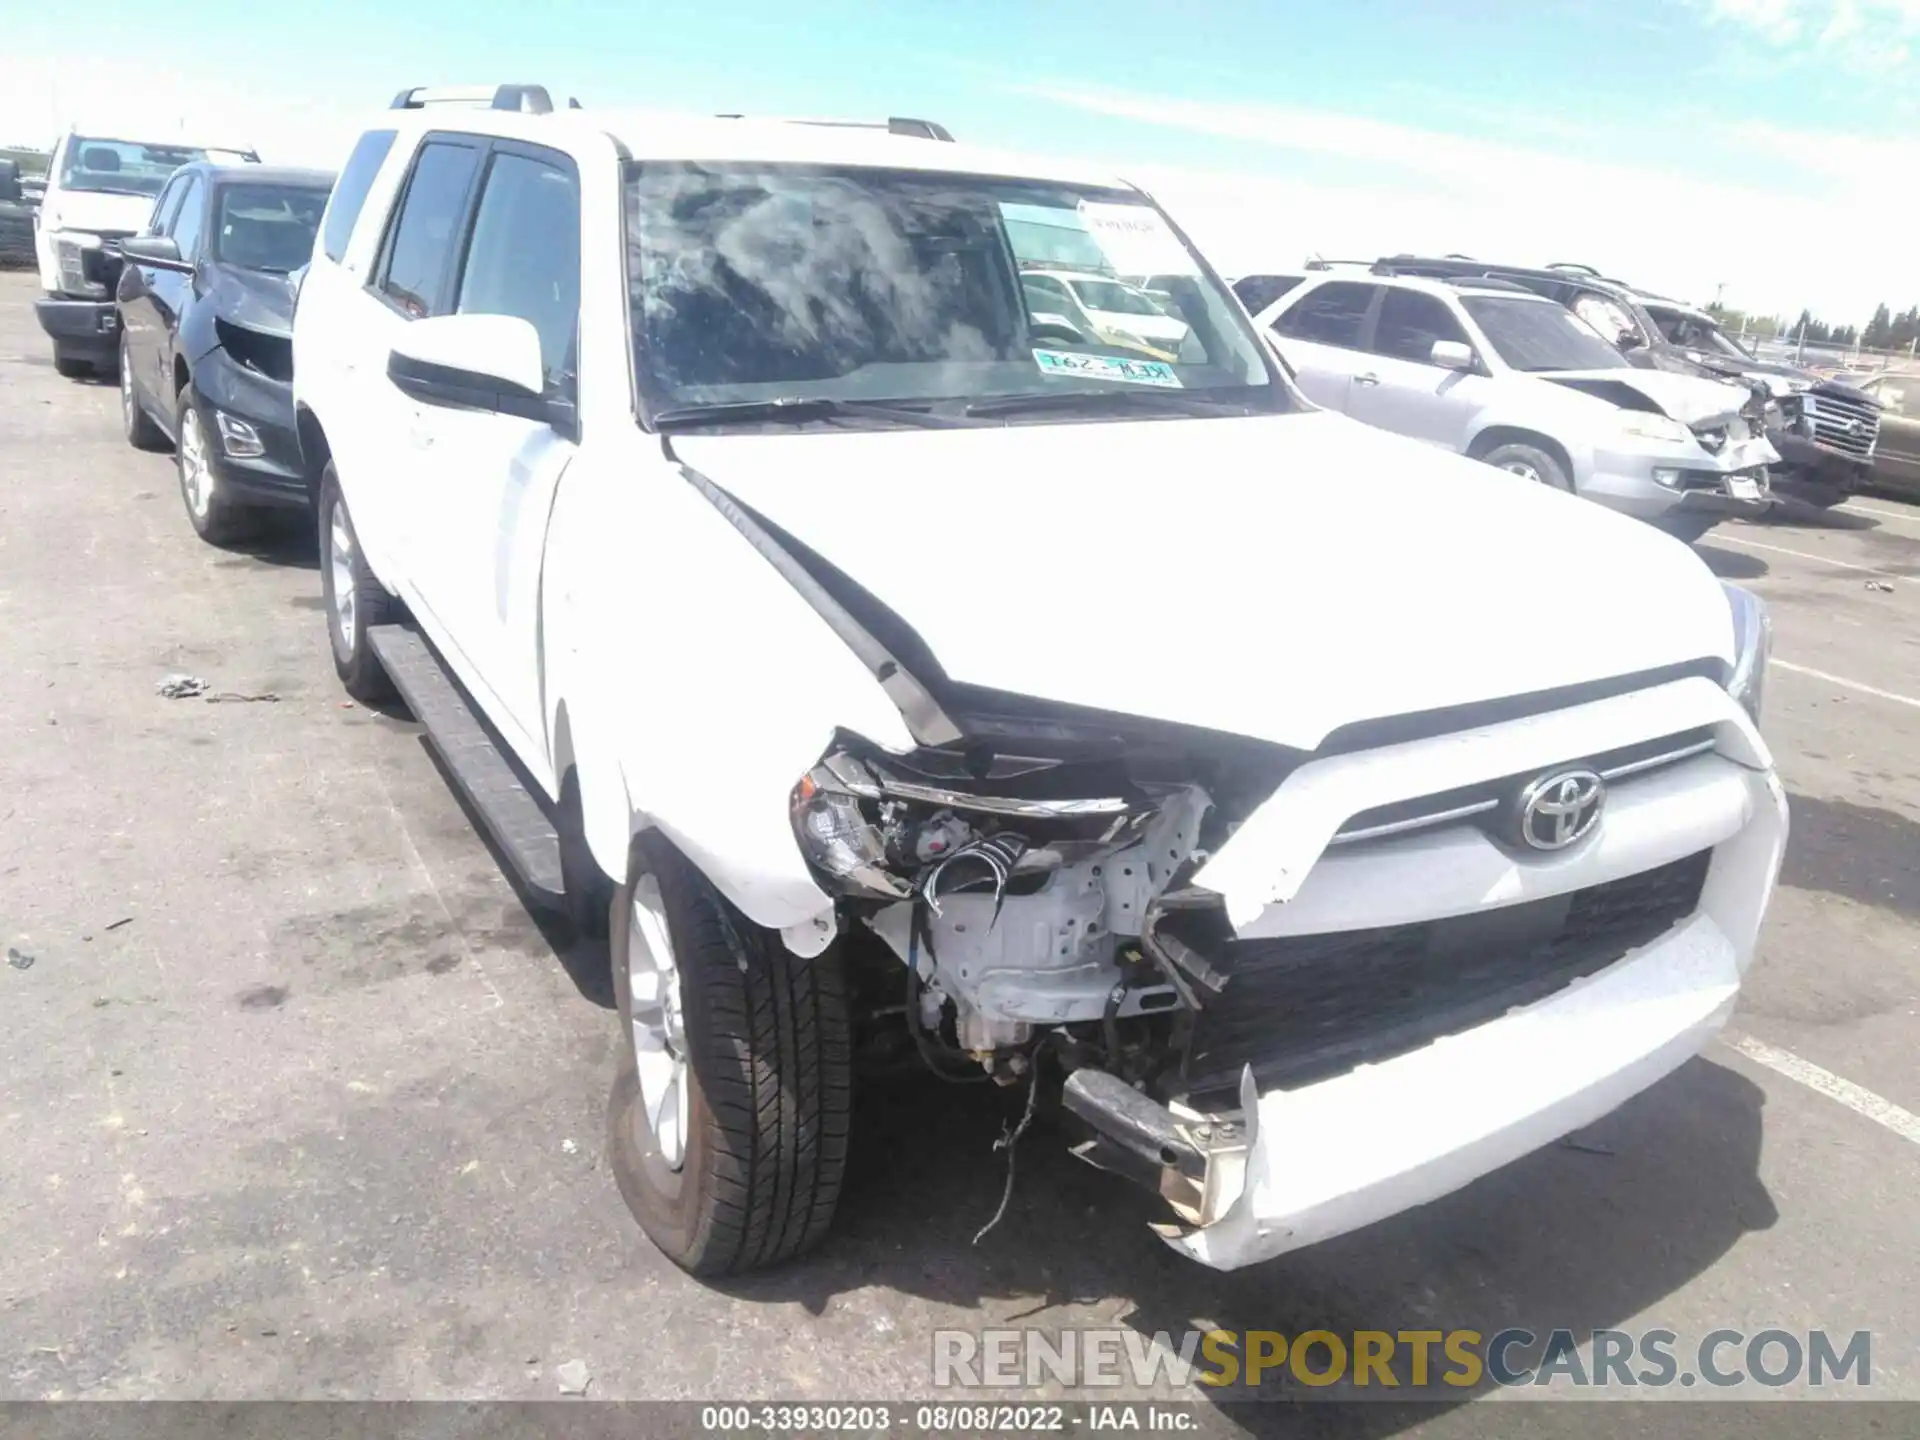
[317,463,399,704]
[52,349,92,380]
[557,770,613,940]
[120,338,166,451]
[1480,441,1573,493]
[608,832,851,1276]
[176,391,261,545]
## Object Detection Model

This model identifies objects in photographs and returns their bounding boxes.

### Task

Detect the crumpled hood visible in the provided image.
[671,411,1735,752]
[1543,367,1753,426]
[205,262,295,337]
[1676,351,1878,407]
[38,189,153,237]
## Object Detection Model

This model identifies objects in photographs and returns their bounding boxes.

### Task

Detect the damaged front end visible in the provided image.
[786,665,1786,1270]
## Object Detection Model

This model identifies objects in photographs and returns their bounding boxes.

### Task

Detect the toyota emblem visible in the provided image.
[1515,768,1606,851]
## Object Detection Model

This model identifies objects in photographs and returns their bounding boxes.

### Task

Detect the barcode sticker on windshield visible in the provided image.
[1075,203,1201,277]
[1033,349,1183,387]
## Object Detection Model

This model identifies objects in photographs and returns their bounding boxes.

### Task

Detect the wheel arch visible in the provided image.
[1467,425,1577,486]
[294,403,332,509]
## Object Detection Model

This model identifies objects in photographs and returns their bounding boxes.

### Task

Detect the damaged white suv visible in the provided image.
[293,87,1788,1277]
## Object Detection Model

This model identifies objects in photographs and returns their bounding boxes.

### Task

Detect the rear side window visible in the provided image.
[322,129,397,262]
[147,174,190,237]
[1370,288,1471,364]
[168,176,207,260]
[454,150,581,390]
[1233,274,1303,315]
[375,140,481,318]
[1273,281,1375,348]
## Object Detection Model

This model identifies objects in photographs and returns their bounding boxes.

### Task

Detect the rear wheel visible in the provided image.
[608,832,852,1276]
[318,464,399,703]
[1480,441,1573,493]
[120,341,166,451]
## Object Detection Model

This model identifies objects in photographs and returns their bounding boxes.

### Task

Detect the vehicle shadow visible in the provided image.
[1761,497,1878,531]
[416,733,615,1009]
[216,512,320,571]
[714,1051,1774,1429]
[1780,790,1920,922]
[1693,541,1768,579]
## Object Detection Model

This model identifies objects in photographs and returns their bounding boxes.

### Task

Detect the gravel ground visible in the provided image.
[2,271,1915,1431]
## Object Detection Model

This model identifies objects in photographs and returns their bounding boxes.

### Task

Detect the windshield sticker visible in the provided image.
[1033,349,1183,387]
[1075,203,1202,278]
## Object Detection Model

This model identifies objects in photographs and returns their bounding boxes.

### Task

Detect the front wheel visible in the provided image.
[1480,441,1573,493]
[177,392,261,545]
[317,464,399,703]
[52,348,92,380]
[608,832,852,1276]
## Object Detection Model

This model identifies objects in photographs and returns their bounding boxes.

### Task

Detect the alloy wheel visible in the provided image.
[625,873,690,1172]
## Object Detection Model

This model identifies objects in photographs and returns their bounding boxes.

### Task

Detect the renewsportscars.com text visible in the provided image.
[932,1326,1872,1393]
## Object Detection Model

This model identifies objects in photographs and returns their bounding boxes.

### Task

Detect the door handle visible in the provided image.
[1355,372,1381,387]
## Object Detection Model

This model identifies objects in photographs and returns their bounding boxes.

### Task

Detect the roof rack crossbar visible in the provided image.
[390,84,564,114]
[713,113,954,141]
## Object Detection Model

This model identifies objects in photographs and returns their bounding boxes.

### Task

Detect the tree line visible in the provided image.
[1706,301,1920,353]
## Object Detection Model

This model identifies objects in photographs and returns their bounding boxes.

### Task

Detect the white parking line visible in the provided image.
[1724,1034,1920,1148]
[1711,531,1904,578]
[1841,502,1920,526]
[1770,658,1920,710]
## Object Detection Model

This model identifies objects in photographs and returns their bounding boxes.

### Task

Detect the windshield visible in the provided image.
[624,163,1284,426]
[60,138,229,198]
[1068,277,1164,316]
[1648,306,1756,361]
[213,183,330,272]
[1463,295,1629,373]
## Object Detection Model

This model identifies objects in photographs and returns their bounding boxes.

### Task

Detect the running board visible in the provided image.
[366,624,566,907]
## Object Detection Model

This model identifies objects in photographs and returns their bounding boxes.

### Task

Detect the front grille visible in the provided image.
[1809,387,1880,458]
[1168,849,1712,1098]
[1331,726,1717,846]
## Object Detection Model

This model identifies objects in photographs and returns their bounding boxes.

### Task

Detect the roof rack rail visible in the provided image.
[714,114,955,141]
[1302,256,1375,271]
[1440,276,1537,294]
[390,85,580,114]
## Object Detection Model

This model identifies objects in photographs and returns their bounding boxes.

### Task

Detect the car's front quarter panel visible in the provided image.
[539,430,917,939]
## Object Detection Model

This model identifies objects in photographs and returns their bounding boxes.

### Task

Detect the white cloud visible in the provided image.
[1026,85,1917,323]
[1704,0,1920,69]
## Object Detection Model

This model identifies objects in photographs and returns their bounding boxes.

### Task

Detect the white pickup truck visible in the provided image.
[291,86,1788,1277]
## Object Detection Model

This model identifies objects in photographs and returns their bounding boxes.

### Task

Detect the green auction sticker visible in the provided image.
[1032,348,1183,388]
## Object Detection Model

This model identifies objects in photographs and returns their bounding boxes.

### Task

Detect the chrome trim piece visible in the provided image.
[1328,737,1720,848]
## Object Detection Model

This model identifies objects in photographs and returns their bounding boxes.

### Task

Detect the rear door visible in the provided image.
[152,174,207,428]
[1346,287,1491,449]
[120,171,190,411]
[1866,377,1920,496]
[408,140,582,765]
[1267,280,1379,412]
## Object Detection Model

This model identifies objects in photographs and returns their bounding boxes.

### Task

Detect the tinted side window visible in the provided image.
[454,151,581,389]
[1371,288,1471,363]
[1274,281,1374,348]
[147,174,189,236]
[376,141,481,318]
[323,129,397,263]
[168,176,207,259]
[1233,275,1303,315]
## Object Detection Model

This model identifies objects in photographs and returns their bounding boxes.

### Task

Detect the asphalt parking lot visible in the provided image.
[2,266,1916,1429]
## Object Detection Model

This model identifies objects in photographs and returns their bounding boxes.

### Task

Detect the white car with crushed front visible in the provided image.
[291,86,1788,1277]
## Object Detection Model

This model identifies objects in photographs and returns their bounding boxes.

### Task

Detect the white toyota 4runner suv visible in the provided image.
[293,86,1788,1277]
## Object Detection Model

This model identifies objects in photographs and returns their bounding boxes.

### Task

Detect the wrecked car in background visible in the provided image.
[1247,267,1775,542]
[33,130,257,378]
[1373,257,1882,510]
[294,88,1789,1278]
[115,162,334,543]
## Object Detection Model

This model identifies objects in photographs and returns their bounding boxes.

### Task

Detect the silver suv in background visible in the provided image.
[1246,271,1777,543]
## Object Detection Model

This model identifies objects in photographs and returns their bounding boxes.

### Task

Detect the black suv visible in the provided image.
[1372,256,1882,507]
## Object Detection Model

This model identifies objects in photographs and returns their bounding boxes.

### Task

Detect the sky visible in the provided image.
[4,0,1916,325]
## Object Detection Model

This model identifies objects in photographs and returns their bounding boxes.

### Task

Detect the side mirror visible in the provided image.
[0,161,20,204]
[122,235,192,272]
[388,313,573,437]
[1430,339,1476,371]
[1616,330,1644,352]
